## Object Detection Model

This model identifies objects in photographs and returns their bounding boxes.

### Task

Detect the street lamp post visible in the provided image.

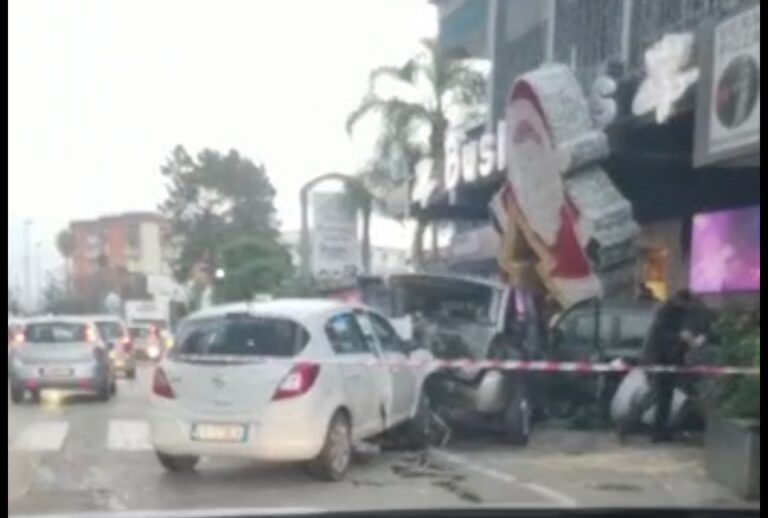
[23,219,32,311]
[299,185,311,286]
[35,242,42,311]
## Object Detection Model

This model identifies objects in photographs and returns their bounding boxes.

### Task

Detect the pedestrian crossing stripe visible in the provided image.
[9,419,153,452]
[12,421,70,451]
[107,419,152,451]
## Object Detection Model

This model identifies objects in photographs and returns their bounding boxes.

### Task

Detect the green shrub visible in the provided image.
[708,308,760,420]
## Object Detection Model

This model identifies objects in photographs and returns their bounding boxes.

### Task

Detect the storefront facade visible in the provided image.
[420,0,760,306]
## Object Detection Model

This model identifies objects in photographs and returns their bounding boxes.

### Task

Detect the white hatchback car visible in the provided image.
[149,299,434,480]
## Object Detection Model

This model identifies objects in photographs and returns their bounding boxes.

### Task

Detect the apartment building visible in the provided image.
[70,212,174,293]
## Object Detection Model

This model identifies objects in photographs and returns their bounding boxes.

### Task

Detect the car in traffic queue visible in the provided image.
[8,317,26,375]
[9,315,118,403]
[148,298,435,481]
[128,323,164,361]
[86,314,138,379]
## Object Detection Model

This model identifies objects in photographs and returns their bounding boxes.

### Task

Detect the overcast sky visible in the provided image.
[8,0,436,301]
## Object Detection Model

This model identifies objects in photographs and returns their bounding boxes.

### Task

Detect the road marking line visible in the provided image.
[430,448,578,508]
[12,421,69,451]
[108,419,152,451]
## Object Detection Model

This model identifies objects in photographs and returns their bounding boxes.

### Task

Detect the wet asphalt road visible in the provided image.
[8,364,755,516]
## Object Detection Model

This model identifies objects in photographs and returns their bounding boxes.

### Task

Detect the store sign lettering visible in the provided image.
[589,75,618,129]
[445,120,507,192]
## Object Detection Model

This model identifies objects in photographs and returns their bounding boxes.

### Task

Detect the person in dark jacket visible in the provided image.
[637,283,657,302]
[618,289,704,442]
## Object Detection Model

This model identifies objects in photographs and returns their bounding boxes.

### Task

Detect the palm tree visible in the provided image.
[346,38,486,269]
[55,229,75,292]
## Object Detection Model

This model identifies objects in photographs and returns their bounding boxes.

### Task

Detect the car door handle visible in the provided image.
[345,373,362,380]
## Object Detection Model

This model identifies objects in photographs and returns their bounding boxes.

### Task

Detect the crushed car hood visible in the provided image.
[414,316,497,361]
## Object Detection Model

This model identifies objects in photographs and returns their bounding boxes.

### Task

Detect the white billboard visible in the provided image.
[310,192,360,281]
[708,5,760,154]
[694,4,760,166]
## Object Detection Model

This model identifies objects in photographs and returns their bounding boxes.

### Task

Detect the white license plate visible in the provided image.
[42,367,74,378]
[191,423,247,443]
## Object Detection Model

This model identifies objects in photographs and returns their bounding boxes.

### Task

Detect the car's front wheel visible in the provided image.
[156,451,199,472]
[403,391,432,450]
[503,381,531,446]
[306,411,351,481]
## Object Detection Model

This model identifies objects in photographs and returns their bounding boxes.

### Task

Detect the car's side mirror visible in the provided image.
[402,339,420,354]
[390,316,414,342]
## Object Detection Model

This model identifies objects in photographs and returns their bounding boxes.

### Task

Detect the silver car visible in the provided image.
[87,314,138,379]
[8,317,26,375]
[127,323,164,361]
[9,316,117,403]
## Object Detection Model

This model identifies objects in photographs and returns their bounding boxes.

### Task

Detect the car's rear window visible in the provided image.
[617,312,653,346]
[133,319,166,330]
[172,314,309,357]
[24,323,88,343]
[95,321,124,340]
[129,327,151,339]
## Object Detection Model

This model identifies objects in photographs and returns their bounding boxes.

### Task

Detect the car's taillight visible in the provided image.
[152,367,175,399]
[84,326,97,343]
[272,362,320,401]
[12,332,24,347]
[121,337,133,353]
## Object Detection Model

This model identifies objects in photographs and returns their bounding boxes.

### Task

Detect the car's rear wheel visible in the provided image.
[10,384,24,404]
[156,451,199,472]
[503,382,531,446]
[306,411,351,481]
[97,378,112,401]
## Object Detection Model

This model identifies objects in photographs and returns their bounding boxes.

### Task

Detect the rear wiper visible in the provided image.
[174,354,265,365]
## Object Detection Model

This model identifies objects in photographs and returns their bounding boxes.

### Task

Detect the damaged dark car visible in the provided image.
[361,273,546,445]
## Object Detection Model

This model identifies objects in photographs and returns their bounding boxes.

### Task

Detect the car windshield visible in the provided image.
[95,321,123,340]
[24,322,88,343]
[8,0,760,515]
[174,315,308,357]
[391,277,500,326]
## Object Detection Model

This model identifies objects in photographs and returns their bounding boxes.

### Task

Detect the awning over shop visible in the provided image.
[436,0,488,58]
[606,108,761,224]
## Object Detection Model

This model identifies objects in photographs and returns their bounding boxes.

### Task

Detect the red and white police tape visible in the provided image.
[174,354,760,376]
